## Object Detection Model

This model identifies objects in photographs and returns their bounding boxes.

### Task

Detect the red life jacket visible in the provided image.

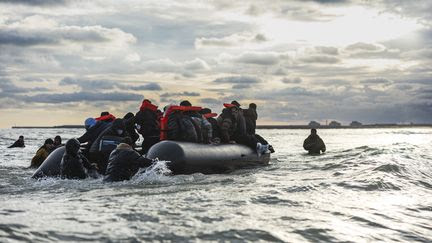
[160,105,202,140]
[95,114,116,122]
[140,100,158,112]
[223,103,236,108]
[203,113,218,119]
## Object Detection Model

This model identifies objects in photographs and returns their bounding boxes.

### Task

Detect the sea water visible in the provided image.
[1,128,431,242]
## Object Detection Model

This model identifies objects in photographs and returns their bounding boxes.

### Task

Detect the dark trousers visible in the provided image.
[233,134,259,150]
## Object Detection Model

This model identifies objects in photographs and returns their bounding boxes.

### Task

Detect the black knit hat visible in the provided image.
[231,100,241,107]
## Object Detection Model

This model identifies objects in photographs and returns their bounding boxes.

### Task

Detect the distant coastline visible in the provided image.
[11,124,432,129]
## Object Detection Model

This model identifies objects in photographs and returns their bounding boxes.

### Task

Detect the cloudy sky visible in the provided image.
[0,0,431,128]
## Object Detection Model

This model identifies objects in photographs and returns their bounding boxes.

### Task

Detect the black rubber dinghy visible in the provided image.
[146,140,270,174]
[32,146,65,179]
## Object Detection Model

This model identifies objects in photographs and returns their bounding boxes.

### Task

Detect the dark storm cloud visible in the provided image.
[0,0,68,6]
[59,77,162,91]
[213,76,262,84]
[20,91,143,103]
[160,91,200,98]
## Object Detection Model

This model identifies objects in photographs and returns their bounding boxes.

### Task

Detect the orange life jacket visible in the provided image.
[95,114,116,122]
[160,105,202,140]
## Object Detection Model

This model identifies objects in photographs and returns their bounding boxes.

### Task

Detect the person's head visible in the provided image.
[311,128,317,135]
[249,103,257,110]
[112,119,125,136]
[231,100,241,107]
[19,135,24,141]
[44,138,54,149]
[84,118,97,130]
[100,111,109,116]
[65,138,80,155]
[200,108,211,115]
[180,100,192,106]
[123,112,134,120]
[54,135,62,145]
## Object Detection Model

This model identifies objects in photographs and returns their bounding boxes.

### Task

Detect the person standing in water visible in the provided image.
[303,129,326,155]
[30,138,54,168]
[8,135,25,148]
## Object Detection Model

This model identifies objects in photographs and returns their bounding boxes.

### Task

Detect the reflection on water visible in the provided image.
[1,128,432,242]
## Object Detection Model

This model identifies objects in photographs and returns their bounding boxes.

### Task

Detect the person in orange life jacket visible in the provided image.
[163,104,198,142]
[123,112,140,145]
[8,135,25,148]
[217,103,268,155]
[61,138,98,180]
[104,138,154,182]
[89,118,131,174]
[30,138,54,168]
[135,99,160,154]
[200,108,220,143]
[243,103,275,153]
[179,100,212,144]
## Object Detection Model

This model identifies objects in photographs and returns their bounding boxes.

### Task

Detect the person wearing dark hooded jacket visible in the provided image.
[243,103,275,153]
[8,136,25,148]
[303,129,326,155]
[123,112,139,144]
[89,118,131,174]
[30,138,54,168]
[78,118,112,157]
[135,99,160,154]
[103,143,153,182]
[60,138,98,179]
[217,104,268,155]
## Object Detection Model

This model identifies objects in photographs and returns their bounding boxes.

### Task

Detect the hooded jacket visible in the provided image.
[104,143,153,182]
[135,101,159,137]
[60,139,95,179]
[303,134,326,154]
[243,108,257,135]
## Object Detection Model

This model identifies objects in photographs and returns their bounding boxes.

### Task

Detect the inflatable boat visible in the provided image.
[146,140,270,174]
[32,140,270,178]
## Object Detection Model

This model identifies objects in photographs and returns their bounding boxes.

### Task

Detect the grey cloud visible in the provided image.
[160,91,200,98]
[299,55,340,64]
[134,83,162,91]
[0,78,49,93]
[0,25,134,47]
[20,91,143,103]
[360,78,392,85]
[59,77,162,91]
[345,42,385,52]
[0,0,68,6]
[282,77,302,84]
[235,52,281,65]
[213,76,262,84]
[232,84,251,89]
[315,46,339,55]
[0,30,57,46]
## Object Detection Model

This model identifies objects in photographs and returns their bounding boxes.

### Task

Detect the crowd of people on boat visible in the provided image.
[7,98,327,181]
